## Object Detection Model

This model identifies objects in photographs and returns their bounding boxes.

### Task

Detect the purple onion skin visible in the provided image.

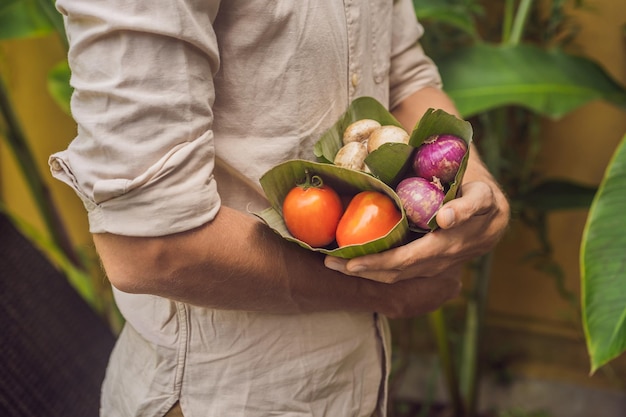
[413,134,467,184]
[395,177,445,229]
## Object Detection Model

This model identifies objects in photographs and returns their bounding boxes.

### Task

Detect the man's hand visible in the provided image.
[324,177,510,285]
[323,85,511,297]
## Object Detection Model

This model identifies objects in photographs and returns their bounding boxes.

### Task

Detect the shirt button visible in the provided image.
[374,75,384,84]
[351,73,358,88]
[50,159,63,171]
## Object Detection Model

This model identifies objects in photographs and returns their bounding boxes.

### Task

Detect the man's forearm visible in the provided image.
[391,86,460,131]
[93,205,395,314]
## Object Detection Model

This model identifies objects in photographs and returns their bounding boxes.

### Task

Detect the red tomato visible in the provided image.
[335,191,401,247]
[282,175,344,247]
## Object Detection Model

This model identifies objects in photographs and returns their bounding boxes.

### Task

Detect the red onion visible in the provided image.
[395,177,445,230]
[413,134,467,184]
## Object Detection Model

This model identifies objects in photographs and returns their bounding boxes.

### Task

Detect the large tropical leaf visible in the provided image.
[580,133,626,373]
[0,0,54,40]
[438,43,626,119]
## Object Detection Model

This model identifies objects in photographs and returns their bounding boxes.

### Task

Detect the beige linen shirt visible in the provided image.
[50,1,442,416]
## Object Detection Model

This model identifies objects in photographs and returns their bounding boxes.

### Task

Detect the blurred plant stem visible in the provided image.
[508,0,534,45]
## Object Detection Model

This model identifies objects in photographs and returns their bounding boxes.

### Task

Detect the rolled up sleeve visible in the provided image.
[50,0,222,236]
[388,0,443,110]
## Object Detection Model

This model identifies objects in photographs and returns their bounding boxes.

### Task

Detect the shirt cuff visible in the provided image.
[49,133,221,237]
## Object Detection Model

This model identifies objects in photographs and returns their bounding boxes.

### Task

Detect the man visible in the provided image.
[50,1,510,416]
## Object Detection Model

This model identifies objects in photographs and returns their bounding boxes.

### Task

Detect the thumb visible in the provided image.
[435,182,493,229]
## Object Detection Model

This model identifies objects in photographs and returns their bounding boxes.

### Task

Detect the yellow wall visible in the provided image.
[1,35,89,248]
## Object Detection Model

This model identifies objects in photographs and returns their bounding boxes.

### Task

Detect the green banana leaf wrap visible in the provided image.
[255,96,473,258]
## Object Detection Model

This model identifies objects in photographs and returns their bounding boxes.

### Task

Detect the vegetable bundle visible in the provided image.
[256,97,473,259]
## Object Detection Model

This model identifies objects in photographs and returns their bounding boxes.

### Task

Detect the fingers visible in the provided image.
[323,180,507,284]
[324,234,440,283]
[324,256,349,275]
[324,252,405,283]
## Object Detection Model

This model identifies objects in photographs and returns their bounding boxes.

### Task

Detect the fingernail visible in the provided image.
[325,258,344,272]
[348,264,365,273]
[441,207,455,227]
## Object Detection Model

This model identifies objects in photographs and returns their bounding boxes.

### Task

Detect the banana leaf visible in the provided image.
[581,133,626,373]
[438,43,626,119]
[255,160,411,259]
[0,0,54,40]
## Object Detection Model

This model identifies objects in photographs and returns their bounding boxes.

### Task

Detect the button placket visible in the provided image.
[371,0,391,86]
[344,0,360,100]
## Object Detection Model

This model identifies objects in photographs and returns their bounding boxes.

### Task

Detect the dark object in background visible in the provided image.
[0,214,116,417]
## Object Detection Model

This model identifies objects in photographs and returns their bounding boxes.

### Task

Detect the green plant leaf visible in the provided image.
[47,60,72,115]
[0,0,54,40]
[580,133,626,373]
[438,43,626,118]
[521,179,597,211]
[255,159,411,259]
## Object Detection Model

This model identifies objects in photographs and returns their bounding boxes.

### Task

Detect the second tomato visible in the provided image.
[336,191,402,247]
